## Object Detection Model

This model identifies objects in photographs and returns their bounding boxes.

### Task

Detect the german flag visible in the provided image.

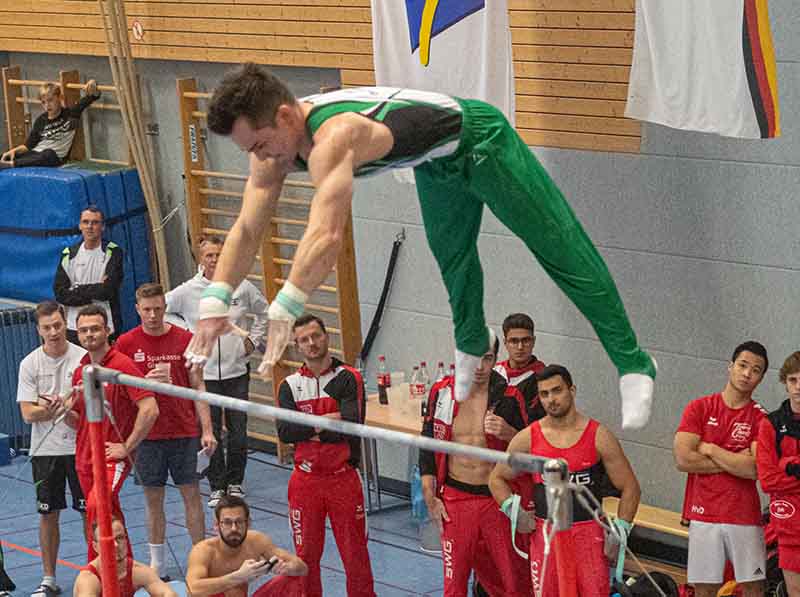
[743,0,781,138]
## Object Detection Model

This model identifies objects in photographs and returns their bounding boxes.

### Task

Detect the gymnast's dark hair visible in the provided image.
[537,364,573,388]
[731,341,768,374]
[208,63,296,136]
[215,495,250,521]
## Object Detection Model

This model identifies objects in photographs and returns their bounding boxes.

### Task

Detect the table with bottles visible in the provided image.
[360,359,452,512]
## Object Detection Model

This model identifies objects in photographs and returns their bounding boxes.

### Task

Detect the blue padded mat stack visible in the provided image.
[0,167,153,332]
[0,301,38,452]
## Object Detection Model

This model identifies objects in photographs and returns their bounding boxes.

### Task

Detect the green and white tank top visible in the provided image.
[297,87,463,177]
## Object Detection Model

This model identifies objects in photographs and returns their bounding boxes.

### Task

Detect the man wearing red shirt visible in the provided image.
[116,283,217,579]
[674,341,769,597]
[65,304,159,560]
[275,314,374,597]
[757,351,800,596]
[494,313,546,420]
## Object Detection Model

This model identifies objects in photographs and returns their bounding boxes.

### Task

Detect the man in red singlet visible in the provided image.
[73,518,177,597]
[490,364,641,596]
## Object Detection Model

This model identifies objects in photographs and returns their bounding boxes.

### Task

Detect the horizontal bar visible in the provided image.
[87,365,551,475]
[8,79,116,93]
[183,91,212,100]
[8,77,55,87]
[275,277,336,293]
[15,97,120,111]
[192,110,207,119]
[271,237,300,247]
[192,169,247,181]
[201,208,308,228]
[89,158,130,166]
[199,188,240,198]
[306,303,338,315]
[64,83,117,93]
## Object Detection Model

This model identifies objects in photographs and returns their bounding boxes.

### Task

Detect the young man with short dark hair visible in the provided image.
[64,304,159,561]
[186,496,307,597]
[17,301,86,597]
[495,312,546,420]
[185,62,656,431]
[757,351,800,597]
[275,314,374,597]
[420,329,532,596]
[490,364,640,595]
[73,518,177,597]
[116,282,217,578]
[674,341,770,597]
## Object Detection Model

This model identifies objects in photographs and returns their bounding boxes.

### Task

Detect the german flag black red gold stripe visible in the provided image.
[743,0,781,138]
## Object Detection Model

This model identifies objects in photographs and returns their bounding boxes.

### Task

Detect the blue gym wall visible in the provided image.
[1,0,798,511]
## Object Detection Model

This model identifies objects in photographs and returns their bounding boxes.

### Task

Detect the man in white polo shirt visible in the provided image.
[17,300,87,597]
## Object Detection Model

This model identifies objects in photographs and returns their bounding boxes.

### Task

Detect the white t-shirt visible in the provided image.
[17,343,86,456]
[65,244,114,333]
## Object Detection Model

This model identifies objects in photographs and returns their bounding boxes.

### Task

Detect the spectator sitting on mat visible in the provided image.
[1,79,100,169]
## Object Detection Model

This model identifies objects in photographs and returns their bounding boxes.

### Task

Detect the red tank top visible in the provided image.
[86,558,135,597]
[530,418,611,522]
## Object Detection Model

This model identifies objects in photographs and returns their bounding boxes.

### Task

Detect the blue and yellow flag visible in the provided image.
[404,0,485,66]
[372,0,515,124]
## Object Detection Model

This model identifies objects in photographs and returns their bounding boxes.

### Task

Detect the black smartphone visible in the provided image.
[264,555,279,572]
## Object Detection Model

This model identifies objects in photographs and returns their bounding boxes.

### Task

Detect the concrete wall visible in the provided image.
[3,0,799,510]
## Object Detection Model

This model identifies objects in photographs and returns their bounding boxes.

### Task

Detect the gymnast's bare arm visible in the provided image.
[185,154,286,370]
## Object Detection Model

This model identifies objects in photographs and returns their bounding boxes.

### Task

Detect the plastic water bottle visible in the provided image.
[409,366,422,399]
[377,355,390,405]
[435,361,446,382]
[419,361,431,394]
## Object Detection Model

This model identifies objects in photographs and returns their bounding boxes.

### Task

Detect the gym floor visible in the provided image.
[0,451,445,596]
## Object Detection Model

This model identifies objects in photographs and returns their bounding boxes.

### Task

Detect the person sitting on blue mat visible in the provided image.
[73,518,178,597]
[1,79,100,169]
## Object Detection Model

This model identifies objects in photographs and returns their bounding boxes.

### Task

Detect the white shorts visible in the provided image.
[687,521,766,584]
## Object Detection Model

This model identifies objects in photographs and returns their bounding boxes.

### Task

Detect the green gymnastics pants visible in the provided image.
[413,99,654,378]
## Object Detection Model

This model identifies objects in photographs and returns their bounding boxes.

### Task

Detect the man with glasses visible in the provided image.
[494,312,546,421]
[186,495,307,597]
[54,206,124,344]
[275,314,375,597]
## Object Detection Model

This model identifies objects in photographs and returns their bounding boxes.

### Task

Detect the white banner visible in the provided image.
[371,0,515,124]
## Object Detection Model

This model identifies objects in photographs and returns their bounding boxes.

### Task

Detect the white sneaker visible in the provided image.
[207,489,226,508]
[227,484,245,499]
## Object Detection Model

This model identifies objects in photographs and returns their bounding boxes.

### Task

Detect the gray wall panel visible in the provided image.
[640,65,799,167]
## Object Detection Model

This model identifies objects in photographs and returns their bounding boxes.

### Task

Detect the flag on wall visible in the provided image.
[371,0,515,124]
[625,0,781,139]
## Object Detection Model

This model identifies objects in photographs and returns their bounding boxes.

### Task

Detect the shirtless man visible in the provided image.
[73,518,177,597]
[186,496,307,597]
[420,330,530,596]
[184,63,656,430]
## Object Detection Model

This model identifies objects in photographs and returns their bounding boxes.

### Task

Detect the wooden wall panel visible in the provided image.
[0,0,641,152]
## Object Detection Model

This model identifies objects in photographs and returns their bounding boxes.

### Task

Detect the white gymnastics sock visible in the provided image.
[620,356,657,429]
[149,543,165,577]
[454,328,496,402]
